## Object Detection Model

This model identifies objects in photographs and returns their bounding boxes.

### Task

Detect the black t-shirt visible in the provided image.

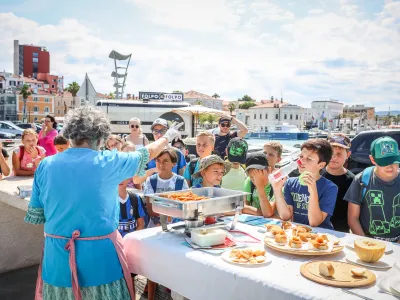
[214,131,238,158]
[0,148,9,175]
[321,169,355,232]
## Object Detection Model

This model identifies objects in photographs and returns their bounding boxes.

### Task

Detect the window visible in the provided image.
[58,101,60,106]
[51,85,55,89]
[57,109,60,115]
[38,84,42,88]
[265,114,268,119]
[275,114,279,120]
[44,107,49,113]
[260,114,262,119]
[33,52,39,58]
[44,98,50,103]
[296,115,299,120]
[33,57,38,63]
[290,114,293,120]
[33,117,38,121]
[284,114,287,120]
[254,114,256,119]
[33,106,38,112]
[33,97,38,102]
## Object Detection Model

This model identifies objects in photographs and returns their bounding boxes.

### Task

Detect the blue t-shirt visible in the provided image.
[147,148,186,174]
[183,159,202,187]
[283,176,338,230]
[118,193,146,237]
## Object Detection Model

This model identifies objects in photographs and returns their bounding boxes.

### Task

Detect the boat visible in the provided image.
[245,123,309,140]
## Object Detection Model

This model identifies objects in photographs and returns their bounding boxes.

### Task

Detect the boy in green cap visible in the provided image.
[345,136,400,243]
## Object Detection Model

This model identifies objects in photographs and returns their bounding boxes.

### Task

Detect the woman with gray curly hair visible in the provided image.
[24,106,183,300]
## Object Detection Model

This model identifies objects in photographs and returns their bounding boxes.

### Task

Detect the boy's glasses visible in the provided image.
[220,123,231,128]
[130,125,139,129]
[152,129,167,135]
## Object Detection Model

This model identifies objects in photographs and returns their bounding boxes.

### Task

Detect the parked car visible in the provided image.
[347,129,400,175]
[0,131,16,146]
[17,123,41,134]
[0,121,24,138]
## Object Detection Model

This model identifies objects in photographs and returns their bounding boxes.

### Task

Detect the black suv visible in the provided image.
[347,129,400,175]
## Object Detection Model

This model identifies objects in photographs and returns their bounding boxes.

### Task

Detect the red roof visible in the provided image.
[249,100,287,109]
[96,92,108,98]
[23,77,45,84]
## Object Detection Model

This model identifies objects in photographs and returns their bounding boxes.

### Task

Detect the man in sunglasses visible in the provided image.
[146,118,186,176]
[214,116,248,159]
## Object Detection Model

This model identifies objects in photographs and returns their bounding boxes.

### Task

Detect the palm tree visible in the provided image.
[212,93,220,99]
[64,82,80,97]
[108,92,115,99]
[228,102,236,115]
[18,84,32,122]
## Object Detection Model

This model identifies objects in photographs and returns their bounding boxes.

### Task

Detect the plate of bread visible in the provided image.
[300,261,376,287]
[221,248,271,266]
[264,223,343,255]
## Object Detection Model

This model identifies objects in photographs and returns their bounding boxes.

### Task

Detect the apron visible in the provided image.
[35,230,135,300]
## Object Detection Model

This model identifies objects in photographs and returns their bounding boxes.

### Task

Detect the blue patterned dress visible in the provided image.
[24,147,149,300]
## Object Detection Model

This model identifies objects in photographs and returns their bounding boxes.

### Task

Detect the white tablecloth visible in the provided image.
[124,222,400,300]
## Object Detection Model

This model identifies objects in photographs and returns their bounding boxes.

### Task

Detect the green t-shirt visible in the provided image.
[221,167,247,191]
[243,177,273,209]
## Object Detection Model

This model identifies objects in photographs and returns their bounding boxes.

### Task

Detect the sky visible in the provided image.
[0,0,399,111]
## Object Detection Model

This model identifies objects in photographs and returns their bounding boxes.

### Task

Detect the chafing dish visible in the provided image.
[147,187,247,232]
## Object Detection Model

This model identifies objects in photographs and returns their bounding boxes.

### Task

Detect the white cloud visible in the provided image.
[0,0,399,111]
[308,9,324,14]
[250,1,295,21]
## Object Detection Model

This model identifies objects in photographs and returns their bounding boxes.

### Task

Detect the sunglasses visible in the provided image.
[152,129,167,135]
[130,125,139,129]
[220,123,231,128]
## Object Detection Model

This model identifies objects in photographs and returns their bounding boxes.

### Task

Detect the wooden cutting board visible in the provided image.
[300,261,376,288]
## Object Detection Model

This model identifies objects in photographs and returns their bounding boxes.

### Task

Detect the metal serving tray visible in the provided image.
[148,187,247,220]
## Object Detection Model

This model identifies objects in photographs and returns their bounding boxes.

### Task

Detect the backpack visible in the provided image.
[359,166,375,202]
[149,174,185,192]
[250,181,274,202]
[188,158,199,178]
[19,145,41,162]
[127,190,150,228]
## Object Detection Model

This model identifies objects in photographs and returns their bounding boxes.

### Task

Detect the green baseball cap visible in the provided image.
[370,136,400,167]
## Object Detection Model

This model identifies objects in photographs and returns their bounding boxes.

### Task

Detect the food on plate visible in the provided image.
[319,262,335,277]
[275,234,288,245]
[354,238,386,263]
[309,237,329,250]
[351,267,367,277]
[298,232,311,242]
[159,191,209,202]
[321,234,329,241]
[309,233,319,240]
[265,224,281,232]
[292,225,312,236]
[289,236,302,249]
[228,248,266,264]
[281,221,292,230]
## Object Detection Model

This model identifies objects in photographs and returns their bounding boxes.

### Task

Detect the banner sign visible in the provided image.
[139,92,183,102]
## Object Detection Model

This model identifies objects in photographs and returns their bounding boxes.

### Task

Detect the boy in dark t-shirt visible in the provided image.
[322,134,355,232]
[214,116,248,158]
[345,136,400,243]
[272,139,338,230]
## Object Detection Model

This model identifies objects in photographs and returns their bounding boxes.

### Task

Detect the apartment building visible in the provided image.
[17,91,55,122]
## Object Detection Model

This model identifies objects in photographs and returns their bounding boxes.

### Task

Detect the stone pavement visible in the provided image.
[0,265,173,300]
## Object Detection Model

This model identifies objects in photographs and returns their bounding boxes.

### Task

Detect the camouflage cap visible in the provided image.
[192,155,231,178]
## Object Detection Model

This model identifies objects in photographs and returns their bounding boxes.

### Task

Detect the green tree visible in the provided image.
[228,102,236,115]
[212,93,220,99]
[239,101,257,109]
[195,100,202,105]
[18,84,32,122]
[238,95,254,102]
[64,81,80,97]
[173,90,182,93]
[108,92,115,99]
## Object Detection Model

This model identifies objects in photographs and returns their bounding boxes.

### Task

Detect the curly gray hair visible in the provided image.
[63,106,111,148]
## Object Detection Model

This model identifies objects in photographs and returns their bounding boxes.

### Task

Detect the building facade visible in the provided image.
[343,104,375,120]
[18,92,55,122]
[0,72,24,93]
[0,94,18,121]
[14,40,50,78]
[55,92,79,117]
[183,90,223,111]
[311,99,344,129]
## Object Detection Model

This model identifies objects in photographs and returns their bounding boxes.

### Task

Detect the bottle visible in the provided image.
[268,160,299,184]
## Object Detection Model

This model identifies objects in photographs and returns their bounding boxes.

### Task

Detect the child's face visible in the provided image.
[173,142,187,155]
[196,136,214,158]
[201,163,225,186]
[22,134,37,148]
[263,146,281,168]
[55,143,69,153]
[156,153,176,174]
[297,148,325,174]
[370,157,400,179]
[328,146,349,170]
[107,138,122,151]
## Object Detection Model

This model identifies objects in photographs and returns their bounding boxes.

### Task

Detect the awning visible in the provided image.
[172,105,229,116]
